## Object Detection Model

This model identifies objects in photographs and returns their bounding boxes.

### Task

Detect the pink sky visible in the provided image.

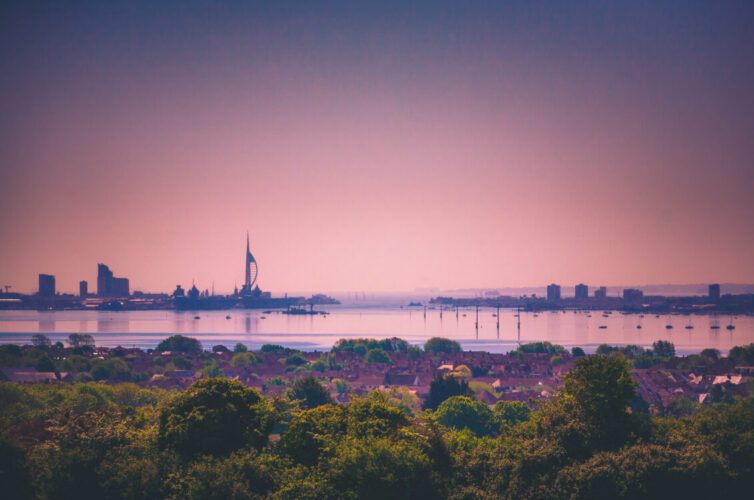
[1,2,753,294]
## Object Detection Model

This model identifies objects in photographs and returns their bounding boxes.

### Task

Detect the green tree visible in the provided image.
[422,374,473,410]
[424,337,462,354]
[233,343,248,353]
[90,358,131,381]
[493,400,532,426]
[278,404,348,465]
[68,333,95,347]
[34,353,56,373]
[60,354,91,373]
[435,396,494,436]
[230,352,258,367]
[156,335,202,354]
[728,344,754,365]
[172,355,193,370]
[571,346,586,357]
[365,348,392,364]
[652,340,675,358]
[517,341,566,354]
[0,436,32,500]
[158,378,275,457]
[287,375,334,409]
[31,334,51,347]
[562,354,640,450]
[283,352,307,366]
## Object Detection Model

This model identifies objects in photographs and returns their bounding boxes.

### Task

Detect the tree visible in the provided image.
[60,354,91,372]
[562,354,640,449]
[68,333,95,348]
[158,378,275,457]
[728,343,754,365]
[172,355,193,370]
[493,400,531,426]
[424,337,462,354]
[90,358,131,381]
[652,340,675,358]
[283,352,307,366]
[517,342,566,354]
[278,404,347,465]
[34,353,56,373]
[287,375,334,409]
[422,374,473,410]
[31,334,51,347]
[571,347,586,357]
[365,348,392,364]
[155,335,202,354]
[230,352,258,367]
[435,396,494,436]
[233,343,248,353]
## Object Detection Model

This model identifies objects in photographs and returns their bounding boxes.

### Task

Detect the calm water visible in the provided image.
[0,307,751,355]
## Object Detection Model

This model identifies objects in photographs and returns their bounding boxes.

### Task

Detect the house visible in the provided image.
[1,368,58,383]
[384,373,420,386]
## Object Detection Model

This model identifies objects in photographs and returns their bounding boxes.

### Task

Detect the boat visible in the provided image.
[599,325,607,329]
[711,325,721,330]
[193,316,200,320]
[727,324,736,330]
[225,315,231,319]
[260,316,266,319]
[665,325,673,329]
[636,325,642,329]
[685,325,693,329]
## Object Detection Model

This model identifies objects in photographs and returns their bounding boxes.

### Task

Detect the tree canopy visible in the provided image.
[158,378,275,457]
[155,335,202,354]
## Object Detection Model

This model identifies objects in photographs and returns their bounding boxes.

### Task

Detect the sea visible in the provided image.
[1,306,752,355]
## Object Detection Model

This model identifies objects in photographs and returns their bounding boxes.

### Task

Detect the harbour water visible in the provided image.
[0,307,751,355]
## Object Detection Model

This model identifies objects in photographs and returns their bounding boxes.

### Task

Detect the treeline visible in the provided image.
[2,353,754,499]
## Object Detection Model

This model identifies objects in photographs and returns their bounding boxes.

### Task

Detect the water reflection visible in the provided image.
[0,307,752,354]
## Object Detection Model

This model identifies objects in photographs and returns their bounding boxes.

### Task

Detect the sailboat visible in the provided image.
[726,316,736,330]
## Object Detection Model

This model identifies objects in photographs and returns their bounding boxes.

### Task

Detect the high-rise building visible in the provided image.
[240,232,259,296]
[709,284,721,300]
[38,274,55,297]
[623,288,644,304]
[575,283,588,299]
[546,283,561,301]
[97,264,114,296]
[79,280,88,297]
[97,264,129,297]
[594,286,607,299]
[112,277,129,297]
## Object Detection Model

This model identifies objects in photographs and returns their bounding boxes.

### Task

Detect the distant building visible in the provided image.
[240,232,259,296]
[112,277,129,297]
[623,288,644,304]
[97,264,130,297]
[594,286,607,299]
[574,283,588,299]
[79,280,88,297]
[709,284,721,300]
[173,285,185,297]
[546,284,561,301]
[38,274,55,297]
[97,264,113,296]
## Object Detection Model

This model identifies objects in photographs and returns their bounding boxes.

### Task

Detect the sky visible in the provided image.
[1,0,753,295]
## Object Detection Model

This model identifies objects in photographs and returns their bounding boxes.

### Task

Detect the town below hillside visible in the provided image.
[3,335,754,415]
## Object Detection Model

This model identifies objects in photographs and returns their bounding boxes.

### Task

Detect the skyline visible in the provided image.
[2,1,754,293]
